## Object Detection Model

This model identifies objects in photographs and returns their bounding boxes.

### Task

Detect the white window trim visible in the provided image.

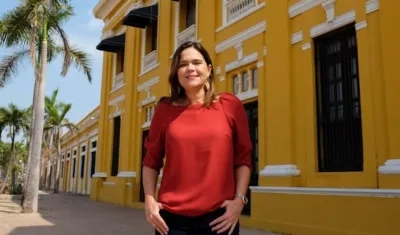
[139,2,160,76]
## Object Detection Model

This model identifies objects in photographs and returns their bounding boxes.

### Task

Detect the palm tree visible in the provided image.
[44,88,77,193]
[0,104,30,193]
[0,0,92,213]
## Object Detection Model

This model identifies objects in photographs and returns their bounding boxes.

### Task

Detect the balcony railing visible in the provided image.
[226,0,257,23]
[143,50,157,73]
[176,24,196,47]
[112,72,124,91]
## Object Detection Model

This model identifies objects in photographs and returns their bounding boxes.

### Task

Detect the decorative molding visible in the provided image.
[378,159,400,175]
[249,186,400,198]
[366,0,379,14]
[117,171,137,177]
[225,52,258,72]
[109,94,125,106]
[256,61,264,68]
[355,21,367,31]
[219,76,225,81]
[137,76,160,91]
[215,66,221,75]
[93,0,120,20]
[102,181,115,185]
[291,31,303,44]
[236,89,258,101]
[215,20,267,54]
[260,164,300,176]
[92,172,107,178]
[234,43,243,60]
[302,42,311,51]
[322,0,335,23]
[141,96,157,106]
[310,10,355,38]
[289,0,325,18]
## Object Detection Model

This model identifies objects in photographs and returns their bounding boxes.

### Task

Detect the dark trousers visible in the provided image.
[155,208,240,235]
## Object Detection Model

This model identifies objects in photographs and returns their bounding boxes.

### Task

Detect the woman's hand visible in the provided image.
[209,198,244,234]
[144,196,169,235]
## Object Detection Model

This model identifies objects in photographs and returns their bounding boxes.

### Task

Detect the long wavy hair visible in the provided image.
[161,41,217,108]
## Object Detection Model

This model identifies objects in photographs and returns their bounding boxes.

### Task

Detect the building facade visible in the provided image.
[42,106,99,195]
[90,0,400,234]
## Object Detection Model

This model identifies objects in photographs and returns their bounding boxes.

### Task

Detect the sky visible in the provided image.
[0,0,104,126]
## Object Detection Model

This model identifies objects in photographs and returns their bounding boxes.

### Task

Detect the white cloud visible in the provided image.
[87,9,103,31]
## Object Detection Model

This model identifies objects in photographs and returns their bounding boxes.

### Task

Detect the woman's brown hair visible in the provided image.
[159,41,217,108]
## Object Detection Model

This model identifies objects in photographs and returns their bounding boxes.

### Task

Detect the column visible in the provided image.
[377,1,400,188]
[260,0,300,186]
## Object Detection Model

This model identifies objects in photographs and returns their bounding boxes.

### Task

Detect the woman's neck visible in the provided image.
[185,89,205,105]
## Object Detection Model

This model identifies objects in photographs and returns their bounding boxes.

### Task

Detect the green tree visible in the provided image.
[0,0,92,212]
[43,88,78,193]
[0,104,29,193]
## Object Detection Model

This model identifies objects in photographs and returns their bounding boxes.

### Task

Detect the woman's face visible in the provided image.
[177,47,211,92]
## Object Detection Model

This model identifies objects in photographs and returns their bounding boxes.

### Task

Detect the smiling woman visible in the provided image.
[141,41,253,235]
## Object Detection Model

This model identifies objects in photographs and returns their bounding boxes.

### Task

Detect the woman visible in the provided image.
[142,41,253,235]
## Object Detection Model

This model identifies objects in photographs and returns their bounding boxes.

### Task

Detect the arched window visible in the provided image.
[233,74,239,94]
[252,68,258,89]
[242,71,249,92]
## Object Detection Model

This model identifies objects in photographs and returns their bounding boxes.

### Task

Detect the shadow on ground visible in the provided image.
[0,192,276,235]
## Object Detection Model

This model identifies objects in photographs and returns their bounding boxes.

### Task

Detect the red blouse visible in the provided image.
[142,92,253,216]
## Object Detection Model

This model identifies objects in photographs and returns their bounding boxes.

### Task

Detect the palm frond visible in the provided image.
[0,3,33,47]
[0,48,30,87]
[68,46,92,82]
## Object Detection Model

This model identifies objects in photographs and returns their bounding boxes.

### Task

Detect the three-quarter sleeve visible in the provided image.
[142,101,166,172]
[221,93,253,172]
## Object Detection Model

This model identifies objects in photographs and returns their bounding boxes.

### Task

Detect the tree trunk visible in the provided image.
[53,131,61,193]
[21,21,48,213]
[21,58,40,206]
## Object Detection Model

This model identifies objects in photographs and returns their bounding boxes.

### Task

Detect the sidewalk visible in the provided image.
[0,192,279,235]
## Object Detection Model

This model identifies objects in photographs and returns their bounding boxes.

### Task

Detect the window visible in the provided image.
[252,68,258,89]
[176,0,197,47]
[80,154,85,179]
[231,66,258,95]
[242,71,249,92]
[145,20,158,55]
[115,49,125,75]
[139,129,150,202]
[233,75,239,94]
[144,105,155,124]
[72,158,76,178]
[314,23,363,172]
[180,0,196,29]
[111,115,121,176]
[90,151,96,178]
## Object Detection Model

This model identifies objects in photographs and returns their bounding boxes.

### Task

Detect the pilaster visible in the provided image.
[261,0,300,186]
[377,0,400,188]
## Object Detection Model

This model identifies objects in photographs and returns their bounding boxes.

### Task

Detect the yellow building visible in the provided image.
[43,106,100,195]
[89,0,400,234]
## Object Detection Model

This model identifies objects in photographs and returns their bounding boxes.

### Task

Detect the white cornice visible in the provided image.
[291,31,303,44]
[289,0,325,18]
[366,0,379,14]
[310,10,355,38]
[109,94,125,106]
[93,0,121,20]
[215,20,266,54]
[137,76,160,91]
